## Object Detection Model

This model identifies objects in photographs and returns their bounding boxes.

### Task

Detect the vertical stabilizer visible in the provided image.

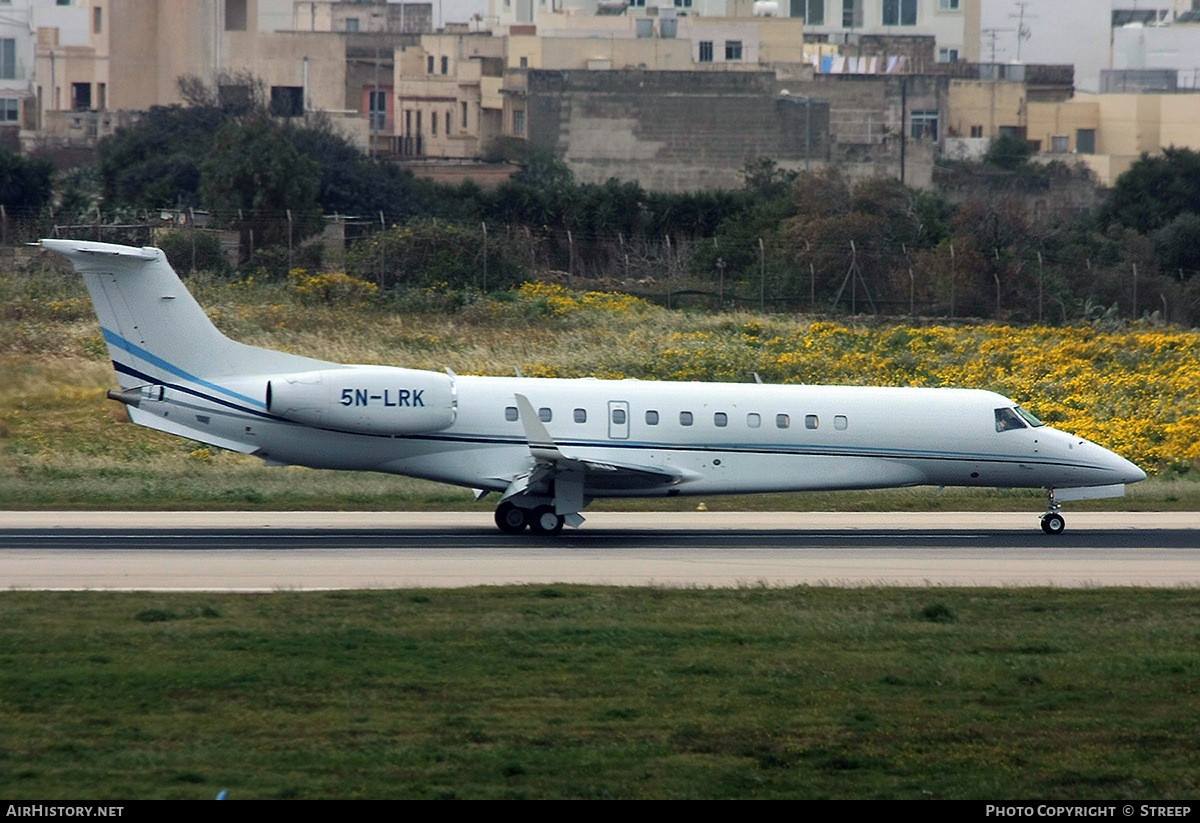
[42,239,332,389]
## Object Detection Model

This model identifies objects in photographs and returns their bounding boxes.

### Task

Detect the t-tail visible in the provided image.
[43,238,337,453]
[44,239,330,384]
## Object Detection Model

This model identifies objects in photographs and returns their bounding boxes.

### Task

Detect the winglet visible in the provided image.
[513,393,562,462]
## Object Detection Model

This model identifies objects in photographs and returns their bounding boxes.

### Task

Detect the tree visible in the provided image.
[0,148,54,216]
[97,105,227,209]
[347,219,527,292]
[1151,212,1200,278]
[1100,147,1200,235]
[288,119,425,220]
[200,119,322,260]
[983,133,1034,171]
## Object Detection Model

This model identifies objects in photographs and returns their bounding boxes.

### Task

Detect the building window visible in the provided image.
[1051,135,1069,153]
[725,40,743,60]
[882,0,917,26]
[445,111,451,134]
[93,6,102,34]
[1076,129,1095,154]
[431,112,437,135]
[519,56,528,68]
[0,98,18,122]
[674,0,693,6]
[791,0,824,25]
[71,82,91,111]
[427,55,435,73]
[910,110,939,141]
[225,0,247,31]
[441,56,449,75]
[461,101,468,130]
[270,86,304,117]
[368,89,387,131]
[970,125,983,138]
[345,18,359,32]
[842,0,862,28]
[699,41,713,62]
[937,47,959,63]
[513,109,525,137]
[939,0,958,9]
[0,39,15,80]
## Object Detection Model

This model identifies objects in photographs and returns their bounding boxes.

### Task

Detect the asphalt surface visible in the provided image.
[1,511,1197,590]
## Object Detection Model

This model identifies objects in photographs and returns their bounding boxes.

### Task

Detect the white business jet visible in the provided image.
[44,239,1146,536]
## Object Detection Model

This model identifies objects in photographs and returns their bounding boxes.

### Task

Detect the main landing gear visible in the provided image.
[494,501,565,536]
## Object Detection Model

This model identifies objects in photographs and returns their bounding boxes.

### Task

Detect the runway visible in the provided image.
[2,511,1198,590]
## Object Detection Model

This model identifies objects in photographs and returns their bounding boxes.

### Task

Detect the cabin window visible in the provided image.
[505,406,518,422]
[646,410,659,425]
[538,407,552,423]
[714,412,727,427]
[747,413,761,428]
[806,414,819,430]
[1016,406,1045,427]
[995,407,1027,432]
[680,411,694,426]
[612,408,626,425]
[574,408,587,423]
[835,415,848,430]
[776,413,790,429]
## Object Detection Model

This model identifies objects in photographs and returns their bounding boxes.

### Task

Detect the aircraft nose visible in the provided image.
[1116,455,1147,484]
[1096,442,1146,484]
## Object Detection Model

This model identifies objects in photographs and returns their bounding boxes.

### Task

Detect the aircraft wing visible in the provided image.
[500,394,693,513]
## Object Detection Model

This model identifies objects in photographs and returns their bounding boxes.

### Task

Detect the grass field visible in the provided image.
[2,266,1199,799]
[2,587,1200,800]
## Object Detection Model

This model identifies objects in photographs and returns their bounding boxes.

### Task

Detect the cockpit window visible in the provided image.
[1015,406,1045,428]
[995,407,1027,432]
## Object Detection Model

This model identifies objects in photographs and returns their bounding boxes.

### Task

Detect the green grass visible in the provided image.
[2,587,1199,799]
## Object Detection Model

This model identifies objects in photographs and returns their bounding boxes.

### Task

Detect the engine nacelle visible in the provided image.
[266,366,456,435]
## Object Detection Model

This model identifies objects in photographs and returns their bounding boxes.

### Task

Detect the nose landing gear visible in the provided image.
[1040,488,1066,535]
[1040,510,1065,535]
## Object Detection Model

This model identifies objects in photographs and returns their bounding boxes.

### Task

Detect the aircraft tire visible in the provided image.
[1040,512,1065,535]
[495,502,528,534]
[529,505,565,536]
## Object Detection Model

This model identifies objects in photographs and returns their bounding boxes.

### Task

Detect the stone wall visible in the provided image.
[524,69,831,192]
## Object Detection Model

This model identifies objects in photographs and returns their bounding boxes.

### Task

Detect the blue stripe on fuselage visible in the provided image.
[102,327,266,409]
